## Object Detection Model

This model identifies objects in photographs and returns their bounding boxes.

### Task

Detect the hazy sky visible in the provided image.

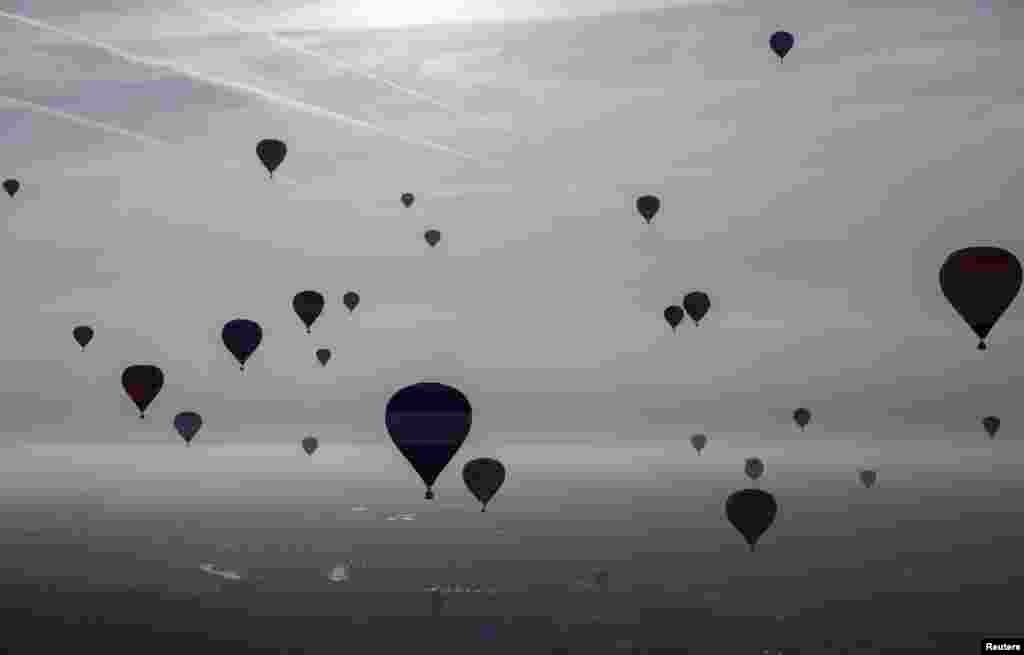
[1,0,1022,462]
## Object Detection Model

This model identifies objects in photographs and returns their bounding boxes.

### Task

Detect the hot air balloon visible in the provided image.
[401,193,415,208]
[222,319,263,371]
[316,348,331,367]
[293,291,325,333]
[682,291,711,325]
[982,416,1001,439]
[744,457,765,482]
[939,247,1022,350]
[664,305,684,332]
[256,139,287,178]
[302,436,319,456]
[770,31,795,61]
[690,434,707,454]
[636,195,660,224]
[462,458,506,511]
[725,488,778,552]
[859,469,877,489]
[343,291,360,313]
[424,229,442,248]
[72,325,94,350]
[3,179,19,198]
[385,382,472,500]
[122,365,164,419]
[793,407,811,430]
[173,411,202,445]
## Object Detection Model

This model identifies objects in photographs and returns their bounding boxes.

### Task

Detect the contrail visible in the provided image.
[0,9,490,164]
[195,6,516,136]
[0,94,300,186]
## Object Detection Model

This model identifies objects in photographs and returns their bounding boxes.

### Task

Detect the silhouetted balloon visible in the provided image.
[316,348,331,366]
[690,433,707,454]
[983,416,1001,439]
[940,247,1022,350]
[173,411,202,445]
[3,179,19,197]
[664,305,684,331]
[770,31,795,60]
[424,229,442,247]
[256,139,287,177]
[293,291,325,333]
[636,195,660,224]
[222,319,263,371]
[401,193,415,208]
[302,436,319,456]
[726,488,778,552]
[859,469,877,489]
[793,407,811,430]
[462,458,506,511]
[744,457,765,481]
[72,325,93,350]
[122,365,164,419]
[385,382,472,500]
[343,291,360,312]
[682,291,711,325]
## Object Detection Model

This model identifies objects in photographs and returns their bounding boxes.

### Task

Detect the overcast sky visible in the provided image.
[1,0,1022,468]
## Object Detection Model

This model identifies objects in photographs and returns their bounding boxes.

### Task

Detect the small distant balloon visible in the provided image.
[173,411,203,445]
[424,229,442,247]
[343,291,360,313]
[401,193,415,208]
[725,488,778,552]
[222,319,263,371]
[302,436,319,456]
[744,457,765,481]
[462,458,506,511]
[664,305,684,331]
[939,247,1022,350]
[769,31,795,60]
[3,179,19,198]
[293,291,326,333]
[256,139,287,177]
[859,469,877,489]
[316,348,331,366]
[690,434,707,454]
[72,325,94,350]
[793,407,811,430]
[682,291,711,325]
[636,195,660,224]
[982,416,1001,439]
[121,365,164,419]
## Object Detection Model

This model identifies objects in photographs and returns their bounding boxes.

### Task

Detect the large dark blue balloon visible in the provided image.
[222,319,263,371]
[122,365,164,419]
[385,382,472,500]
[683,291,711,325]
[726,488,778,552]
[462,457,506,511]
[940,247,1022,350]
[173,411,202,445]
[770,31,794,60]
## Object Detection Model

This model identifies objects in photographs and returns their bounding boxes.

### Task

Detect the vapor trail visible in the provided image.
[196,6,516,136]
[0,9,490,164]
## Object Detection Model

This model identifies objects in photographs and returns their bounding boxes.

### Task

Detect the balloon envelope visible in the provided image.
[316,348,331,366]
[462,458,506,511]
[744,457,765,481]
[793,407,811,429]
[256,139,287,176]
[174,411,203,444]
[859,469,877,488]
[385,382,472,499]
[983,416,1001,438]
[424,229,442,247]
[770,31,795,60]
[939,247,1022,350]
[664,305,684,331]
[222,319,263,370]
[3,179,19,197]
[343,291,360,312]
[682,291,711,325]
[72,325,94,349]
[726,488,778,551]
[636,195,660,223]
[293,291,325,333]
[401,193,415,208]
[302,436,319,455]
[122,365,164,418]
[690,434,707,453]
